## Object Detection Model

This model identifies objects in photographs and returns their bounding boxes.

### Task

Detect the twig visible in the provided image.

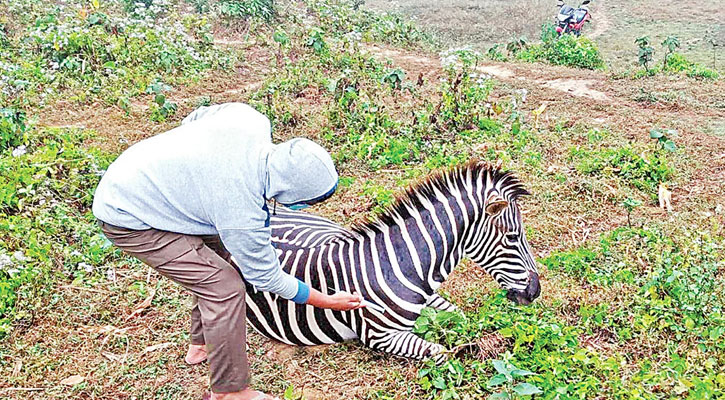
[1,388,45,392]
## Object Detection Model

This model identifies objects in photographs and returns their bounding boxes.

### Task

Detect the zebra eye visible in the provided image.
[505,232,520,242]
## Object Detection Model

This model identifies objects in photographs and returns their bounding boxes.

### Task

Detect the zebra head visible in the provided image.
[464,166,540,305]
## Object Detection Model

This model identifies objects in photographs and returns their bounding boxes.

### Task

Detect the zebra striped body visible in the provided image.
[244,162,539,361]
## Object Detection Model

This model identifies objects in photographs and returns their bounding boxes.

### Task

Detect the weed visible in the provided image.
[649,128,677,152]
[147,80,178,122]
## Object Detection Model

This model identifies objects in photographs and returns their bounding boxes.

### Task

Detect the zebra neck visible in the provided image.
[371,184,474,295]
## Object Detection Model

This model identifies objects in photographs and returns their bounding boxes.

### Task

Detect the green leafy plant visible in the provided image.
[487,44,506,61]
[381,68,405,90]
[661,35,680,69]
[487,359,542,399]
[635,36,655,73]
[573,145,673,197]
[0,108,27,153]
[649,128,677,152]
[505,37,527,56]
[306,27,327,54]
[147,80,177,122]
[622,197,642,227]
[218,0,275,22]
[516,27,604,70]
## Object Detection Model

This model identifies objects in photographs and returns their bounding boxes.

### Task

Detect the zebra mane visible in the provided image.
[352,160,529,235]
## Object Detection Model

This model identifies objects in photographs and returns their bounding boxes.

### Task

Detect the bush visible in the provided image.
[218,0,275,22]
[518,33,605,70]
[664,53,719,79]
[572,145,673,196]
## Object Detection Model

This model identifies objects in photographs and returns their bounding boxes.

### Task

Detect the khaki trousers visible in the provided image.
[98,220,250,393]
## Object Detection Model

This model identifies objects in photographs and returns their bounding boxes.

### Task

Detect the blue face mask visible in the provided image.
[287,203,309,211]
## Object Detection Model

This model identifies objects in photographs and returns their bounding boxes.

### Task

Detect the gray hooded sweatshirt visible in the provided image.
[92,103,338,302]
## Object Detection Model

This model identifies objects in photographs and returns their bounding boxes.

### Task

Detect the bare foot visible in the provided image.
[209,389,280,400]
[185,344,207,365]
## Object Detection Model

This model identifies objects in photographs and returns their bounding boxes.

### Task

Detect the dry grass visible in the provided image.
[365,0,552,50]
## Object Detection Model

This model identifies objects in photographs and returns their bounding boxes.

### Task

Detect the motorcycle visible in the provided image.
[555,4,590,36]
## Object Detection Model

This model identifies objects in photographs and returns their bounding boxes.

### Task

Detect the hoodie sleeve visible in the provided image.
[218,226,310,304]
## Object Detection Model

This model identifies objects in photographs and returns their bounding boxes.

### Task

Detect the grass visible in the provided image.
[1,0,725,399]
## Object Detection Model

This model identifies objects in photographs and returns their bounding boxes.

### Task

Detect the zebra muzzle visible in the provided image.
[506,271,541,305]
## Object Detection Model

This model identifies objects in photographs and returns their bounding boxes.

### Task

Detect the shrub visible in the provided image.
[572,145,673,197]
[218,0,275,22]
[517,26,604,70]
[664,53,719,79]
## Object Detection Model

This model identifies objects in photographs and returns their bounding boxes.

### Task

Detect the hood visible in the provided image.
[265,138,338,204]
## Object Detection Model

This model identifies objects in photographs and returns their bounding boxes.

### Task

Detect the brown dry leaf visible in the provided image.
[127,288,156,320]
[60,375,85,386]
[658,183,672,212]
[143,342,173,354]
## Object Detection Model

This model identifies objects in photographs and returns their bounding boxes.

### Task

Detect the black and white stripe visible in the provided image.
[244,162,539,361]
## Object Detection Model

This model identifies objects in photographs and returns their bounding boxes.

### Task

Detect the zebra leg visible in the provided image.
[365,330,449,365]
[426,293,459,312]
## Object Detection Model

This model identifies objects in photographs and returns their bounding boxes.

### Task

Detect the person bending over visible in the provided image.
[93,103,363,400]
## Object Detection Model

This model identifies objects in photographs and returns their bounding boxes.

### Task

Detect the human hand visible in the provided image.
[324,291,365,311]
[306,288,365,311]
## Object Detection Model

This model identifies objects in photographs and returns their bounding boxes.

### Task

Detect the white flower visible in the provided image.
[106,268,116,282]
[12,145,27,157]
[0,253,12,268]
[70,250,83,257]
[12,251,28,262]
[79,262,94,273]
[518,88,528,103]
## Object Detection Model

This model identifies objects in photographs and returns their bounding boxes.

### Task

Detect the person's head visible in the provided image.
[266,138,338,210]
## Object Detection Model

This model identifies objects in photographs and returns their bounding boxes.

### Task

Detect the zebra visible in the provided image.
[243,161,541,362]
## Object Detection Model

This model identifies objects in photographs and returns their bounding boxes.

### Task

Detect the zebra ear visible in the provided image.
[485,193,509,217]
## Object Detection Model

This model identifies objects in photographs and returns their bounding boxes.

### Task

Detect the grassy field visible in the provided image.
[1,0,724,399]
[365,0,725,71]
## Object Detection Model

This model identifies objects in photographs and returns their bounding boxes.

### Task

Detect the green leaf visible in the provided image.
[489,392,510,400]
[284,385,293,397]
[433,376,446,390]
[649,129,664,139]
[513,383,543,396]
[498,327,513,338]
[154,94,166,106]
[492,360,510,376]
[273,30,289,45]
[663,140,676,152]
[511,369,535,377]
[486,374,507,388]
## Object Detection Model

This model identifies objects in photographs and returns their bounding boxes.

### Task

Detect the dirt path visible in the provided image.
[366,45,612,102]
[587,4,613,39]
